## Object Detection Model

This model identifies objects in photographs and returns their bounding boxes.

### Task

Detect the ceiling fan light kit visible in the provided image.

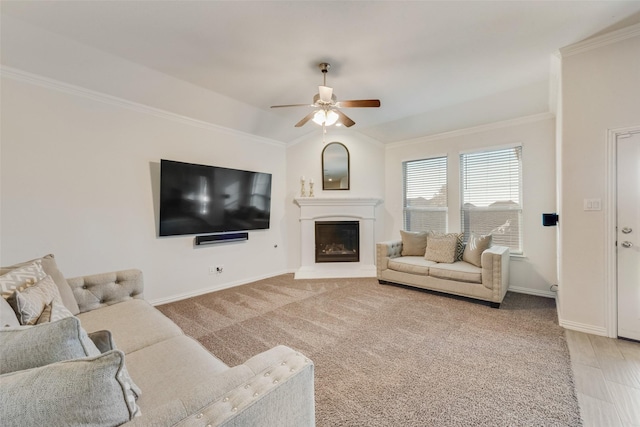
[271,62,381,130]
[312,109,339,126]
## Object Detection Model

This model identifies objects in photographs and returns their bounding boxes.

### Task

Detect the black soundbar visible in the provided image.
[194,232,249,246]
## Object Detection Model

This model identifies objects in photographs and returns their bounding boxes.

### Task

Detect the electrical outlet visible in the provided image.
[216,265,224,274]
[209,266,216,275]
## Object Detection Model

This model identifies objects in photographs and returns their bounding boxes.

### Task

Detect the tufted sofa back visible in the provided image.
[67,269,144,313]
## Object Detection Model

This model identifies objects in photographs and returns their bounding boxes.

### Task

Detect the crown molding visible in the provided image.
[559,22,640,57]
[386,112,555,149]
[0,66,287,148]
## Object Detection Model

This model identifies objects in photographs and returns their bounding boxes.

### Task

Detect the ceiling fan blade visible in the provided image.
[335,110,355,127]
[295,111,316,127]
[318,86,333,103]
[335,99,381,108]
[271,103,313,108]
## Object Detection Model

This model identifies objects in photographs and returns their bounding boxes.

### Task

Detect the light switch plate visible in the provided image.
[583,198,602,211]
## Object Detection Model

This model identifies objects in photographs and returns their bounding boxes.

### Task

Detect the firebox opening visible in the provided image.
[315,220,360,263]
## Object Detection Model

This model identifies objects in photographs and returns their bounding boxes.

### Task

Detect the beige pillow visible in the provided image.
[429,232,464,261]
[36,301,74,324]
[400,230,429,256]
[7,275,66,325]
[0,254,80,315]
[0,260,46,300]
[424,234,457,263]
[463,233,493,267]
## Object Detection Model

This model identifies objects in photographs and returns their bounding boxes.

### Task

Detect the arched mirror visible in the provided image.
[322,142,350,190]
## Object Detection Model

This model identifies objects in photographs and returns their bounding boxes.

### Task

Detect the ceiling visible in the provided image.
[2,1,640,144]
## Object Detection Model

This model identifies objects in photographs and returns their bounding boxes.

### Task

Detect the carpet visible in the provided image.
[158,274,582,426]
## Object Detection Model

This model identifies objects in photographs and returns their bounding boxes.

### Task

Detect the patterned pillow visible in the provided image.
[0,255,80,315]
[0,260,46,300]
[424,234,457,263]
[400,230,429,256]
[0,350,141,425]
[7,275,65,325]
[36,301,74,324]
[463,233,493,267]
[428,232,464,261]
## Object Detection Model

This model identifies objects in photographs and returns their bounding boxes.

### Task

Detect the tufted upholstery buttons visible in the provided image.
[82,285,87,289]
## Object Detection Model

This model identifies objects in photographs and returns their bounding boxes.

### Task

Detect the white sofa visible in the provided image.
[0,255,315,427]
[376,238,510,308]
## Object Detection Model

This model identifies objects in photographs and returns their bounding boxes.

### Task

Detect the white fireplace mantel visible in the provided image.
[294,197,382,279]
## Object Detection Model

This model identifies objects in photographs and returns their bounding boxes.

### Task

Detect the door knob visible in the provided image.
[621,227,632,234]
[621,241,633,248]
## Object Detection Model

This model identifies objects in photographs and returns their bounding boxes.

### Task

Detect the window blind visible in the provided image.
[403,156,447,233]
[460,146,522,253]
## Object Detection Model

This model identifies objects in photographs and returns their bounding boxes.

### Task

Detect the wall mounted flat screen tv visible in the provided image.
[159,159,272,236]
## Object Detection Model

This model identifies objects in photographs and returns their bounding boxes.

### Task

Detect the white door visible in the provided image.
[617,131,640,341]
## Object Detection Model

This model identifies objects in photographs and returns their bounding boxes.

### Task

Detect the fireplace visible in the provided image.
[315,221,359,263]
[294,197,382,279]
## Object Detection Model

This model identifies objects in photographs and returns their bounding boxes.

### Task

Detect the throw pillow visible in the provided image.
[0,298,20,328]
[35,301,74,324]
[0,260,46,300]
[428,232,464,260]
[0,350,141,426]
[0,254,80,315]
[88,330,117,354]
[424,234,457,263]
[7,275,65,325]
[0,316,100,374]
[463,233,493,267]
[400,230,429,256]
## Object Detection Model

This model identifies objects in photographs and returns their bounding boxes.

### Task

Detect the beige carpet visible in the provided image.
[158,274,581,426]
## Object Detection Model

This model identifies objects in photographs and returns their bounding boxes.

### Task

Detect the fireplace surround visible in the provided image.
[294,197,382,279]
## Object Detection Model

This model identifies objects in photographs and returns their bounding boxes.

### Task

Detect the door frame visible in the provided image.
[605,125,640,338]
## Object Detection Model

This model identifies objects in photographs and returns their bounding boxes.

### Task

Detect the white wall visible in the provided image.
[384,115,558,296]
[558,27,640,334]
[285,131,386,271]
[0,75,288,304]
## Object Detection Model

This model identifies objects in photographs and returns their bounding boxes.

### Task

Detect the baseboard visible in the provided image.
[558,319,608,337]
[507,285,556,299]
[149,269,290,306]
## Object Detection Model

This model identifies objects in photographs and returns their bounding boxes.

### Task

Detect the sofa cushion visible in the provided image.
[0,260,46,299]
[0,350,140,426]
[1,254,80,315]
[0,316,100,374]
[77,299,183,354]
[400,230,428,256]
[463,233,493,267]
[424,233,457,263]
[428,261,482,284]
[388,256,437,275]
[125,335,229,422]
[7,275,70,325]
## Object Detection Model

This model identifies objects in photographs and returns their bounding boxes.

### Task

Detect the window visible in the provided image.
[460,146,522,253]
[403,156,447,233]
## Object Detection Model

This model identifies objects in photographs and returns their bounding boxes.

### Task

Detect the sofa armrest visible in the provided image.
[376,240,403,275]
[481,246,510,301]
[67,269,144,314]
[174,345,315,427]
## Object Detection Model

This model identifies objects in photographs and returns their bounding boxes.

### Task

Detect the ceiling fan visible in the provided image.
[270,63,381,128]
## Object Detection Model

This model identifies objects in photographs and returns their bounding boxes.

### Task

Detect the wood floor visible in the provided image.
[566,330,640,426]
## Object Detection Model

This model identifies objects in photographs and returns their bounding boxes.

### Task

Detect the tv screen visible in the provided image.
[159,159,272,236]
